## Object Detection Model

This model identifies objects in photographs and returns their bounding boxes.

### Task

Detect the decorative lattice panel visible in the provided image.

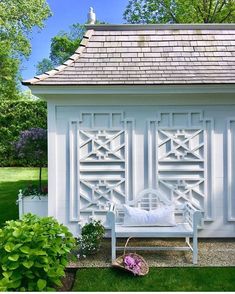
[69,112,134,222]
[147,111,214,221]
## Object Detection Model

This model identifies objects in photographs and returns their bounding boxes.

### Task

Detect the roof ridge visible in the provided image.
[85,23,235,31]
[23,29,94,85]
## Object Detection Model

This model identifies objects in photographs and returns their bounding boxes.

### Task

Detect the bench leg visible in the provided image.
[111,232,116,261]
[185,237,190,245]
[193,235,198,264]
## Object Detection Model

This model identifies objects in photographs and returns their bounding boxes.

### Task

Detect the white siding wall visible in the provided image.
[47,93,235,237]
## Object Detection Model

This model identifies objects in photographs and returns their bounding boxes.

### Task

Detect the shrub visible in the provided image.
[77,219,105,258]
[14,128,47,193]
[0,99,47,167]
[0,214,75,291]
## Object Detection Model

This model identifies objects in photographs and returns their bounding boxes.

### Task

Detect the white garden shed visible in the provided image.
[23,23,235,238]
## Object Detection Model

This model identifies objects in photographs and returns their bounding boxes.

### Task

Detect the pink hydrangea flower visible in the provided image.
[124,255,142,275]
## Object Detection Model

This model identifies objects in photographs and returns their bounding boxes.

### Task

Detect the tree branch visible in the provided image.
[203,0,207,19]
[208,0,213,19]
[219,10,232,22]
[217,0,227,14]
[197,4,205,20]
[159,0,178,23]
[210,0,221,22]
[210,0,227,21]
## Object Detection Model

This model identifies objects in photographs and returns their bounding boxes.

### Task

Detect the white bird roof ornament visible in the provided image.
[88,7,96,25]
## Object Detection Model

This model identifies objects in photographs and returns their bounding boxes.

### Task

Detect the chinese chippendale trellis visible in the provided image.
[147,111,214,222]
[69,110,214,224]
[69,112,134,222]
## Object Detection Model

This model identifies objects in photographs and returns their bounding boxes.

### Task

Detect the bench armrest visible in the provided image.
[106,204,116,230]
[183,202,202,230]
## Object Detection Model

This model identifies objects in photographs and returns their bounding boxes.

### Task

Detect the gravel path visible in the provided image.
[68,238,235,268]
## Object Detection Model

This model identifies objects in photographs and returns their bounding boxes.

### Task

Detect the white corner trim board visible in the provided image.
[226,118,235,222]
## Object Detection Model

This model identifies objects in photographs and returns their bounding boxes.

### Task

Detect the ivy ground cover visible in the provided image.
[0,167,47,225]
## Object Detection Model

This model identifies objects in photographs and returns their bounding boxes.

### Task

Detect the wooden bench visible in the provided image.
[106,189,202,264]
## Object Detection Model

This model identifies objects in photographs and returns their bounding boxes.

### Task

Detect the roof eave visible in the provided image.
[27,84,235,97]
[22,29,94,86]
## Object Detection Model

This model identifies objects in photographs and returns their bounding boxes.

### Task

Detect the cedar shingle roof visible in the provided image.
[23,24,235,86]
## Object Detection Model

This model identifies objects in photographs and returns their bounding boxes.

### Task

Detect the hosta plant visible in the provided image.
[0,214,75,291]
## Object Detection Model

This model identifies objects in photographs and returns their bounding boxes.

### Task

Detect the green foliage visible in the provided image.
[0,0,52,58]
[36,58,54,75]
[36,24,85,74]
[0,214,75,291]
[77,220,105,258]
[0,43,20,101]
[0,99,47,167]
[123,0,235,24]
[0,0,51,100]
[20,183,48,197]
[49,24,84,66]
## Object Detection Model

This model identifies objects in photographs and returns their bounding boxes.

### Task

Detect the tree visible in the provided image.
[14,128,47,193]
[0,99,47,167]
[36,24,85,74]
[123,0,235,24]
[0,0,52,58]
[36,58,54,75]
[0,43,20,100]
[0,0,52,99]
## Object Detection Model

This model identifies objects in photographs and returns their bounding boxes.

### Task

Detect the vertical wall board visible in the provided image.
[50,101,235,237]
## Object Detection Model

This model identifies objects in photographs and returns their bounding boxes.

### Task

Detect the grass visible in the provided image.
[73,267,235,291]
[0,167,47,226]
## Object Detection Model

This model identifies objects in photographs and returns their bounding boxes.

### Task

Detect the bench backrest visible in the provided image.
[132,188,172,210]
[115,188,174,224]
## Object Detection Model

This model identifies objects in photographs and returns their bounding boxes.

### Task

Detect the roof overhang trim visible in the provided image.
[28,84,235,97]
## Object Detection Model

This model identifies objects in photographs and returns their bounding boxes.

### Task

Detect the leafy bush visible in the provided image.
[0,99,47,167]
[77,220,105,258]
[0,214,75,291]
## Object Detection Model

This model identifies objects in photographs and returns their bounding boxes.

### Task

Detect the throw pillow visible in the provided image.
[123,204,176,226]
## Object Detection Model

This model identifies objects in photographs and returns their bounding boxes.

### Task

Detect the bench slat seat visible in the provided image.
[115,223,193,238]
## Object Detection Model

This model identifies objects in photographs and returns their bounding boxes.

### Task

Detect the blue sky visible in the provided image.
[22,0,129,82]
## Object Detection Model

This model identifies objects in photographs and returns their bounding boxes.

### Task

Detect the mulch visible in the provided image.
[58,268,77,292]
[68,238,235,268]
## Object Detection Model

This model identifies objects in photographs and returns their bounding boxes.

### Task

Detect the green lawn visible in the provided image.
[73,267,235,291]
[0,167,47,226]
